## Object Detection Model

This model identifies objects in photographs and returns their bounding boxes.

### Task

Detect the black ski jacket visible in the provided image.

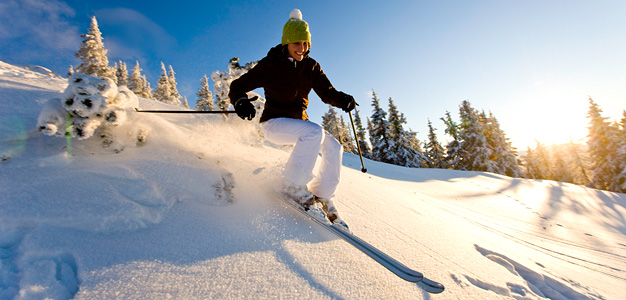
[229,44,348,123]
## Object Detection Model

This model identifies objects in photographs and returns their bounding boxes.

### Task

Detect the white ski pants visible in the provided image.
[261,118,343,199]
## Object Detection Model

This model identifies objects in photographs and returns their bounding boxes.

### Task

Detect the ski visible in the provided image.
[277,193,445,293]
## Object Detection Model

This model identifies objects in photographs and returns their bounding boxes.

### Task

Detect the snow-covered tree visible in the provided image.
[196,75,215,111]
[38,74,145,152]
[587,98,615,190]
[387,97,427,167]
[128,62,143,94]
[141,75,153,100]
[353,109,372,158]
[441,111,462,169]
[128,62,153,99]
[614,110,626,192]
[447,101,523,176]
[339,116,357,154]
[154,62,180,106]
[115,61,128,86]
[168,65,182,105]
[368,90,395,164]
[182,96,189,109]
[587,98,624,192]
[425,119,447,169]
[322,106,355,154]
[522,141,552,180]
[521,147,539,179]
[521,141,591,186]
[457,101,494,172]
[482,111,523,177]
[211,57,258,111]
[75,16,115,80]
[568,141,592,186]
[68,65,75,77]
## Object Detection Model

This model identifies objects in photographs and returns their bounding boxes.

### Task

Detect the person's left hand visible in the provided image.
[339,92,357,113]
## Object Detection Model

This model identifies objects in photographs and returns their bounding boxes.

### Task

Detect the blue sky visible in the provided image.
[2,0,626,149]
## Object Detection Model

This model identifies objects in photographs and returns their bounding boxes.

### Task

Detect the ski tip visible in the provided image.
[418,278,445,294]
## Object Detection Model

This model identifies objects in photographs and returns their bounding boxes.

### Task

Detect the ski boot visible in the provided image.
[282,184,328,223]
[315,196,350,232]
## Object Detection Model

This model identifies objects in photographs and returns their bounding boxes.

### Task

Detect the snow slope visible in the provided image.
[1,60,625,299]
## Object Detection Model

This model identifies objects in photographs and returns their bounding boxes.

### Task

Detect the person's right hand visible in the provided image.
[234,96,258,120]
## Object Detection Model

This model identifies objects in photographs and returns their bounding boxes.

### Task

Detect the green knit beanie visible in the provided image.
[281,9,311,45]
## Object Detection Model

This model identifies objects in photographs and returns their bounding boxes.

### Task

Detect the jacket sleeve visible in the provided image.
[311,62,347,109]
[228,61,265,101]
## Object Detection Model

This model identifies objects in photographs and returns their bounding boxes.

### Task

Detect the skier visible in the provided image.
[229,9,357,229]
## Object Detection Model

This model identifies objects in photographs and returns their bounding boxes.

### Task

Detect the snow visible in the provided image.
[1,59,625,299]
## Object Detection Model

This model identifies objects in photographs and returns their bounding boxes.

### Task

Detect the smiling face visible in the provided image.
[287,41,309,61]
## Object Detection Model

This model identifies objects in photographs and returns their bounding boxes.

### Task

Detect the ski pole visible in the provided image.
[134,108,237,114]
[348,110,367,173]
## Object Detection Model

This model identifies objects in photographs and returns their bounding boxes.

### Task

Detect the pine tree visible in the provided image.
[75,16,115,80]
[212,57,258,111]
[141,75,153,99]
[522,140,594,185]
[154,63,171,103]
[568,141,591,186]
[128,61,153,99]
[181,96,189,109]
[552,148,572,183]
[195,75,215,111]
[322,106,355,153]
[387,97,427,167]
[586,98,619,191]
[613,110,626,192]
[128,61,144,94]
[155,62,180,105]
[482,112,523,177]
[368,90,395,164]
[116,61,128,86]
[535,141,554,180]
[68,65,75,77]
[441,111,462,169]
[112,62,119,84]
[425,119,447,169]
[353,109,372,158]
[338,116,357,154]
[521,147,539,179]
[457,101,493,172]
[167,65,182,105]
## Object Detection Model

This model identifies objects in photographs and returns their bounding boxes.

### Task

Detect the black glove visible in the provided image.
[339,92,357,113]
[234,96,258,120]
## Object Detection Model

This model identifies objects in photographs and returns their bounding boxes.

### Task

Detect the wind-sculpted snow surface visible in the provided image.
[465,245,601,299]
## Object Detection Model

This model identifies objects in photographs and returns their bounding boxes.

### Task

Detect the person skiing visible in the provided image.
[229,9,357,229]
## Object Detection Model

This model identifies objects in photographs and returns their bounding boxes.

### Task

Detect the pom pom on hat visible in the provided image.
[282,9,310,45]
[289,9,303,20]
